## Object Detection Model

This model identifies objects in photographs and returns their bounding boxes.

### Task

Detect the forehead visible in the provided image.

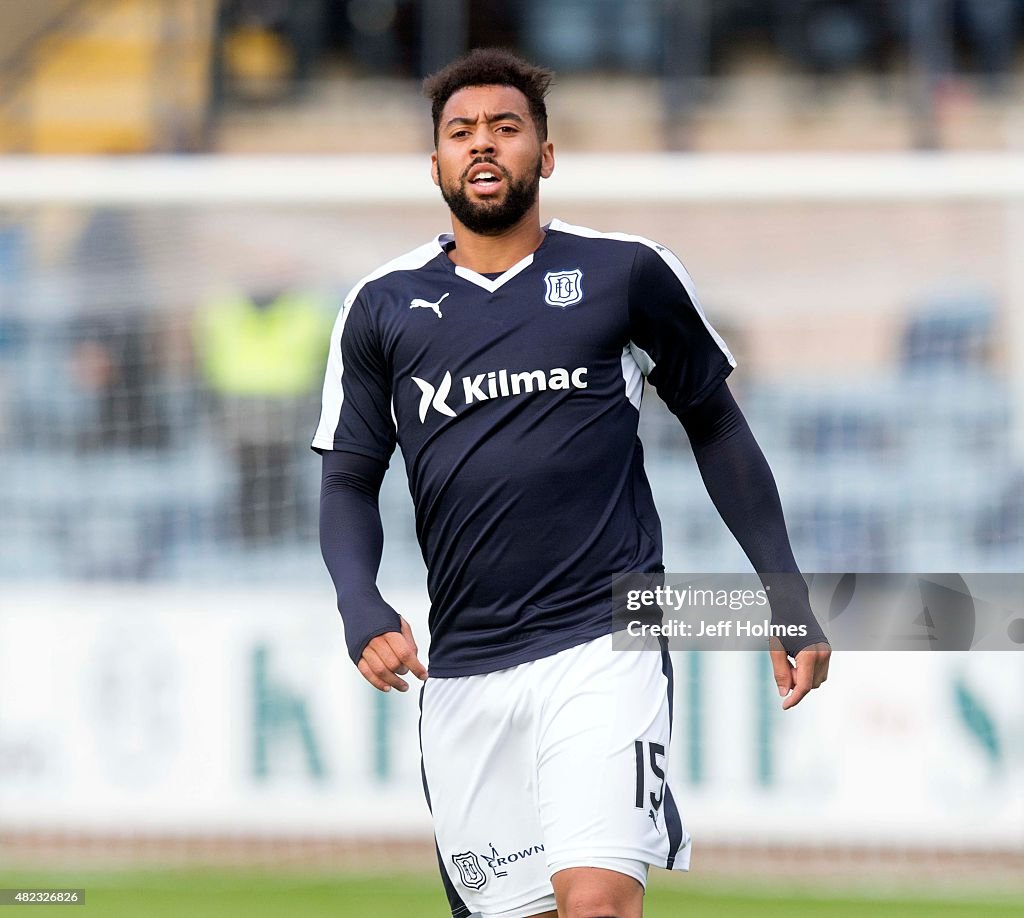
[440,84,532,124]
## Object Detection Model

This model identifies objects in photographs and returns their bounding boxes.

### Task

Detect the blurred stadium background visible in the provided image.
[1,1,1023,916]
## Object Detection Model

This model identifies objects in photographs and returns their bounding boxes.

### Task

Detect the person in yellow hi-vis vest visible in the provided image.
[196,286,332,543]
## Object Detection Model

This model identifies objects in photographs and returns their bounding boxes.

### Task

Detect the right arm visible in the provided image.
[320,450,426,691]
[314,292,426,692]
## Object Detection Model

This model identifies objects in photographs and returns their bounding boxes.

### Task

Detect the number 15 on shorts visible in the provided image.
[634,740,667,828]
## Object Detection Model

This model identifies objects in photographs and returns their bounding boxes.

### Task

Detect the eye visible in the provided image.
[497,125,518,134]
[451,130,470,139]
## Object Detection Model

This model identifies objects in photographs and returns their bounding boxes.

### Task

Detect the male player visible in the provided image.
[315,48,830,918]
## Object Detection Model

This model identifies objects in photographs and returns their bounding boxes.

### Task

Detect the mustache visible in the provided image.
[460,157,511,183]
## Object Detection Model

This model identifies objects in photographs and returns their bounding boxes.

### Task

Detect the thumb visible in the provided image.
[769,639,793,698]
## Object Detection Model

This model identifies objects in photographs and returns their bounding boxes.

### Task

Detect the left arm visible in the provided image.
[680,382,830,710]
[625,240,829,709]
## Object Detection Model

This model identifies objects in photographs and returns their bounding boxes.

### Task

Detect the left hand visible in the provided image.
[769,638,830,710]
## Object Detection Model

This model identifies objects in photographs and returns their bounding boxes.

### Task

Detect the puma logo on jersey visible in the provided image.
[411,366,589,421]
[410,292,449,318]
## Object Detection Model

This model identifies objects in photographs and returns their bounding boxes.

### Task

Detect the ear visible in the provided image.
[430,152,440,187]
[540,142,555,180]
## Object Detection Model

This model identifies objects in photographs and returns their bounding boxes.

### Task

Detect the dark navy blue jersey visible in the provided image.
[313,219,735,677]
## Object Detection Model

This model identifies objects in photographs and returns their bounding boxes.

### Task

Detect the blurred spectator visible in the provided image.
[959,0,1017,95]
[347,0,404,74]
[907,0,954,149]
[468,0,521,53]
[900,293,995,372]
[195,283,331,544]
[907,0,1018,145]
[777,0,880,76]
[68,210,171,451]
[216,0,328,102]
[67,312,173,451]
[523,0,659,72]
[0,221,27,447]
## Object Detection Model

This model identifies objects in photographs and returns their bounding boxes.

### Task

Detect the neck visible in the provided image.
[446,205,545,274]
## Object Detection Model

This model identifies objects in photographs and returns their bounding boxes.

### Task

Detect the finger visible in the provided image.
[782,681,810,710]
[369,640,407,679]
[363,646,409,693]
[793,643,831,689]
[395,621,429,681]
[379,633,409,675]
[768,639,794,698]
[782,653,815,710]
[357,657,393,693]
[770,652,794,698]
[399,618,426,675]
[813,647,831,689]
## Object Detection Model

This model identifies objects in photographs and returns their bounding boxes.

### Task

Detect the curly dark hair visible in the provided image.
[423,48,554,146]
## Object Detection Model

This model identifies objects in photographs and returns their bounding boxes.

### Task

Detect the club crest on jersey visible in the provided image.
[544,269,583,308]
[451,851,487,889]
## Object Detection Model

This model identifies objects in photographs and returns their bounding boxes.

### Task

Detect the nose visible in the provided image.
[470,125,495,156]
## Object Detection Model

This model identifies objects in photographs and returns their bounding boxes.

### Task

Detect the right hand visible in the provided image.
[357,616,428,693]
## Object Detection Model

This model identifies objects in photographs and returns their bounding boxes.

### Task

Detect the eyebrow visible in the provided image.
[443,111,526,130]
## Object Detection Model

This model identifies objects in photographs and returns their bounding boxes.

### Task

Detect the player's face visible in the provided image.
[431,85,554,235]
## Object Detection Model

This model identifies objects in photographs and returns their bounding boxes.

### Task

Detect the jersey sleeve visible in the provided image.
[627,241,736,417]
[311,289,397,460]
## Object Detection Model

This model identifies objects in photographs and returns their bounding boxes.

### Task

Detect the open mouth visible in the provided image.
[470,171,500,186]
[466,163,505,192]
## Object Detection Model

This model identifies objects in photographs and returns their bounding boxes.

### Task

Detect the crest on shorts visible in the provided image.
[451,851,487,889]
[544,269,584,308]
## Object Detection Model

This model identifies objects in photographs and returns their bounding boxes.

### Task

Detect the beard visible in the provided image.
[438,155,542,236]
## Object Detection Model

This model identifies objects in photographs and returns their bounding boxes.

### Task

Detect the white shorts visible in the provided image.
[419,634,691,918]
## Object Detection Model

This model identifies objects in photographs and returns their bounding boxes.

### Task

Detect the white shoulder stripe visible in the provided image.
[548,218,737,369]
[312,236,444,450]
[342,236,446,310]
